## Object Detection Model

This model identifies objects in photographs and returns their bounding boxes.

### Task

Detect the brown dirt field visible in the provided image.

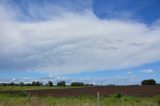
[0,85,160,97]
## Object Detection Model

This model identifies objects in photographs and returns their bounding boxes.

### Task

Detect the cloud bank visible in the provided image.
[0,1,160,74]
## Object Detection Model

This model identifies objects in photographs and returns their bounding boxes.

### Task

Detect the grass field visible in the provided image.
[0,93,160,106]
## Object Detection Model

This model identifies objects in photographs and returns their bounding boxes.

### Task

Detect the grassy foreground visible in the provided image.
[0,93,160,106]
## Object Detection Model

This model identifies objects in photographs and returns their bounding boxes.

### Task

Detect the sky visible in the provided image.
[0,0,160,85]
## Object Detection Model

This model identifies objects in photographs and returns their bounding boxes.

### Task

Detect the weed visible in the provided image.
[111,93,123,98]
[16,91,28,97]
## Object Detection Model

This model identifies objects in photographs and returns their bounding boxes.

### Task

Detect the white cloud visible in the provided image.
[142,69,154,74]
[0,3,160,74]
[127,72,132,74]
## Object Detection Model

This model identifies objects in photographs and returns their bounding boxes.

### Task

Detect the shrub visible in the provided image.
[16,91,28,97]
[157,100,160,105]
[111,93,123,98]
[71,82,84,86]
[57,81,66,86]
[141,79,156,85]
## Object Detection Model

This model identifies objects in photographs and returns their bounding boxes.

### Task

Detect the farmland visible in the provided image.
[0,92,160,106]
[1,85,160,97]
[0,85,160,106]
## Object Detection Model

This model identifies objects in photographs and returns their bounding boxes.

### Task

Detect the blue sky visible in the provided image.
[0,0,160,85]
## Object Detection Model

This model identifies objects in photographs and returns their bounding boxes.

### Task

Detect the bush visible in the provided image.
[141,79,156,85]
[71,82,84,86]
[112,93,123,98]
[57,81,66,86]
[16,91,28,97]
[157,99,160,105]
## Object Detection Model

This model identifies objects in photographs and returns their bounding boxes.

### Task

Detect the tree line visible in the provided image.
[0,81,93,87]
[0,79,158,86]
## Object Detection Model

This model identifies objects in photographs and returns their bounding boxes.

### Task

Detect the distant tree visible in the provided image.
[20,82,24,86]
[48,81,53,86]
[71,82,84,86]
[32,81,36,86]
[1,83,8,86]
[57,81,66,86]
[10,82,15,86]
[141,79,156,85]
[26,83,32,86]
[84,83,94,86]
[32,81,42,86]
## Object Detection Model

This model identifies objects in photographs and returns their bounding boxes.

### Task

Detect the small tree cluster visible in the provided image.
[71,82,84,86]
[32,81,43,86]
[141,79,156,85]
[57,81,66,86]
[48,81,53,86]
[19,82,25,86]
[10,82,15,86]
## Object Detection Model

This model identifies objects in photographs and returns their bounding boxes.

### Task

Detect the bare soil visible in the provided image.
[0,85,160,97]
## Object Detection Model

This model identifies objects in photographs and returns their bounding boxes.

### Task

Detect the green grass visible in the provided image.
[0,93,159,106]
[0,86,84,91]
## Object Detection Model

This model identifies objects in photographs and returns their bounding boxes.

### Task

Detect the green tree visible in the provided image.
[48,81,53,86]
[71,82,84,86]
[32,81,42,86]
[10,82,15,86]
[141,79,156,85]
[57,81,66,86]
[20,82,24,86]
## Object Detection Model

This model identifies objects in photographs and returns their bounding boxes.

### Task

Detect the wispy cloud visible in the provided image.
[0,1,160,74]
[142,69,154,74]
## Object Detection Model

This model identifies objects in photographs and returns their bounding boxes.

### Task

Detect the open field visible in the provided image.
[0,86,160,106]
[0,85,160,97]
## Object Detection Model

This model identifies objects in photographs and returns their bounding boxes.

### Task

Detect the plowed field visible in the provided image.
[1,85,160,97]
